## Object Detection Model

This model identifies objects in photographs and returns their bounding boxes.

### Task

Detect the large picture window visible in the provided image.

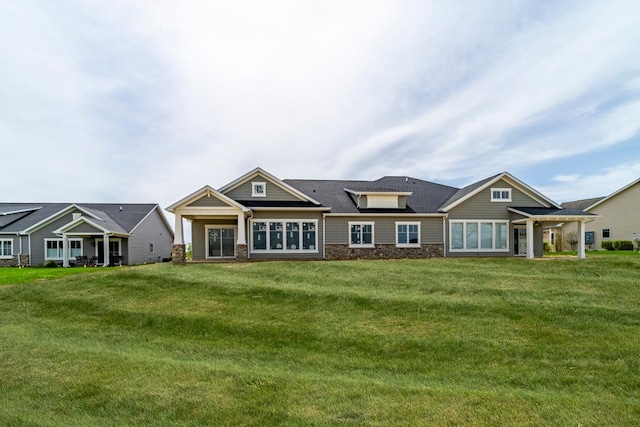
[450,221,508,251]
[349,222,374,247]
[0,239,12,257]
[396,222,420,247]
[251,220,317,252]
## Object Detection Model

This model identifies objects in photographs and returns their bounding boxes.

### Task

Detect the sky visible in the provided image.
[2,0,640,218]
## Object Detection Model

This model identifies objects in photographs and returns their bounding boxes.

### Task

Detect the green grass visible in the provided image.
[0,265,103,286]
[1,256,639,426]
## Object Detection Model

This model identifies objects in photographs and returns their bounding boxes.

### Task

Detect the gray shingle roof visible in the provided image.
[0,203,158,234]
[561,197,604,211]
[285,177,459,214]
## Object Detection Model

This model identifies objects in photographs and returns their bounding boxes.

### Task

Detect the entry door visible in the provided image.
[514,228,527,255]
[207,228,235,258]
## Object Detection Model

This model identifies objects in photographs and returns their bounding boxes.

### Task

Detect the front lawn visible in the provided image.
[1,256,639,426]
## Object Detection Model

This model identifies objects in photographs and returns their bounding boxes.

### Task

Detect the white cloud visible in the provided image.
[0,0,639,214]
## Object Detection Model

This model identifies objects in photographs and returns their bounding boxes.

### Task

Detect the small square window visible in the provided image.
[602,229,610,239]
[490,188,512,202]
[252,182,266,197]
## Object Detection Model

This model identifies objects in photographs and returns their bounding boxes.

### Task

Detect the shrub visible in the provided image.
[601,241,614,251]
[613,240,634,251]
[43,260,59,268]
[543,241,551,252]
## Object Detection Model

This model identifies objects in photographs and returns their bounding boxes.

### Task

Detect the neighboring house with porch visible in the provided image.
[167,167,595,263]
[0,203,173,267]
[559,177,640,250]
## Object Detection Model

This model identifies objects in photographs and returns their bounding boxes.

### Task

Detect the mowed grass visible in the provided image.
[1,256,639,426]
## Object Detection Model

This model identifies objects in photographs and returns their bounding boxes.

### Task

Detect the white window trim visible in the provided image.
[252,182,267,197]
[0,239,13,258]
[205,225,237,259]
[449,220,510,252]
[250,219,319,253]
[395,221,421,247]
[348,221,375,248]
[44,238,83,260]
[490,188,512,202]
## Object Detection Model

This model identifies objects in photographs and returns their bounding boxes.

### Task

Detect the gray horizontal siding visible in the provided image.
[447,180,546,220]
[69,221,102,233]
[324,216,444,245]
[225,175,302,202]
[128,209,174,265]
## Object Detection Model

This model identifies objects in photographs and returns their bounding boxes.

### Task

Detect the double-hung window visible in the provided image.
[0,239,12,258]
[45,238,83,259]
[450,221,508,251]
[602,229,610,239]
[396,222,420,247]
[349,222,374,247]
[251,220,317,252]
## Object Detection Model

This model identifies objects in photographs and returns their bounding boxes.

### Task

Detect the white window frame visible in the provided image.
[252,182,266,197]
[150,243,155,253]
[44,238,83,260]
[205,225,237,259]
[395,222,421,247]
[602,228,610,239]
[349,221,375,248]
[250,219,318,253]
[0,239,13,258]
[449,220,510,252]
[490,188,512,202]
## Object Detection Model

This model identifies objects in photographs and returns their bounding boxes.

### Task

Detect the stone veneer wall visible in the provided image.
[172,244,186,265]
[0,255,29,267]
[325,244,444,261]
[236,244,248,261]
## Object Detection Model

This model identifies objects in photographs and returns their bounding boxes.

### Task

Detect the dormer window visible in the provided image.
[252,182,266,197]
[491,188,511,202]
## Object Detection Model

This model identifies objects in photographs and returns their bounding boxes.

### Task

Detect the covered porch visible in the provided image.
[167,186,252,264]
[508,207,598,259]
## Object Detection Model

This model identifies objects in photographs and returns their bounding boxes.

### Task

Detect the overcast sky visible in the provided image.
[2,0,639,215]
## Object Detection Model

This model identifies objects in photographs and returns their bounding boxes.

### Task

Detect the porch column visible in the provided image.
[577,220,586,259]
[237,213,246,245]
[103,234,110,267]
[526,219,535,259]
[174,213,184,245]
[62,233,70,267]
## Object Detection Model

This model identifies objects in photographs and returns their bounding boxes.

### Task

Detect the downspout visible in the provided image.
[442,215,447,258]
[322,213,326,260]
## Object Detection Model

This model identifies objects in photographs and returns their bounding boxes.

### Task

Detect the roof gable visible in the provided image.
[439,172,561,211]
[219,167,321,205]
[585,177,640,211]
[166,185,249,213]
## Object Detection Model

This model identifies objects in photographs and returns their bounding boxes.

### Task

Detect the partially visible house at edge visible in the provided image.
[167,167,596,264]
[0,203,174,267]
[558,178,640,250]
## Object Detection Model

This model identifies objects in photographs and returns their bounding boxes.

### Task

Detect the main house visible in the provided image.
[555,177,640,250]
[0,203,174,267]
[167,168,596,263]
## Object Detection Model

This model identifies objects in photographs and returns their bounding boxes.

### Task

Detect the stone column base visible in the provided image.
[236,244,248,261]
[172,244,186,265]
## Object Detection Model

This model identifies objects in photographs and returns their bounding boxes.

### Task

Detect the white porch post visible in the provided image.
[577,220,586,259]
[174,213,184,245]
[103,234,110,267]
[62,233,69,267]
[237,213,246,245]
[526,219,535,259]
